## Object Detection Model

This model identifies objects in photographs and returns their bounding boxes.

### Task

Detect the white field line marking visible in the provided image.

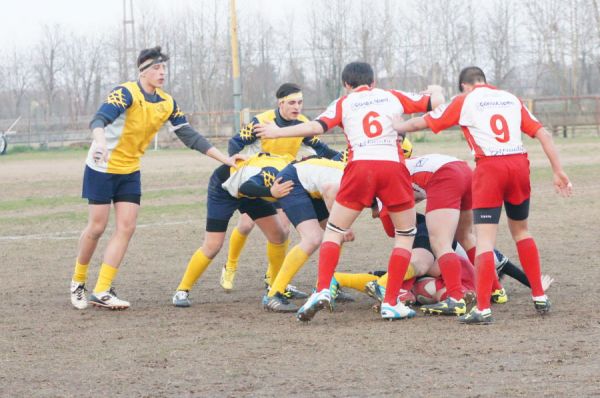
[0,220,195,241]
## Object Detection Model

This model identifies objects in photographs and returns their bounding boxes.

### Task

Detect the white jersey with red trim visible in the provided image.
[406,154,462,196]
[424,85,543,158]
[294,157,345,199]
[317,87,430,162]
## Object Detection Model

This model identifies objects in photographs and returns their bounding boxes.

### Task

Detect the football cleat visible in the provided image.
[380,301,416,320]
[365,280,385,302]
[70,280,88,310]
[263,292,299,313]
[491,288,508,304]
[296,289,332,322]
[329,277,355,303]
[90,287,130,310]
[533,296,551,315]
[220,266,236,292]
[282,284,309,300]
[458,307,494,325]
[421,297,466,316]
[172,290,191,307]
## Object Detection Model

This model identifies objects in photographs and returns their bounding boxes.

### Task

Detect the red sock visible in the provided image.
[436,277,447,301]
[401,277,416,291]
[316,241,341,291]
[459,256,476,291]
[491,274,503,291]
[437,253,463,300]
[383,248,411,305]
[475,251,495,311]
[466,247,476,265]
[516,237,544,297]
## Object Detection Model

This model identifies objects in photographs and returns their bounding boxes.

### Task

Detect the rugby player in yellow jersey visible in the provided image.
[172,153,294,307]
[262,154,353,312]
[69,46,240,310]
[222,83,339,296]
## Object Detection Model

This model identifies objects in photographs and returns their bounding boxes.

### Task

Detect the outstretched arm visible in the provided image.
[534,127,573,197]
[255,120,325,139]
[390,115,429,134]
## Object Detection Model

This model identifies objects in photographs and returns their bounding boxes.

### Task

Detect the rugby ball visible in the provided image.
[413,276,446,305]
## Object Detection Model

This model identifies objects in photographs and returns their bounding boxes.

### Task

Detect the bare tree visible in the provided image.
[35,24,64,118]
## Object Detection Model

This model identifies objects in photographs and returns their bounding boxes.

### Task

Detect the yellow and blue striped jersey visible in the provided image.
[87,81,188,174]
[228,109,338,159]
[221,153,293,201]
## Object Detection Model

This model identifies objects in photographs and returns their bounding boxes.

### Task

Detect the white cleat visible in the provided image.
[172,290,191,307]
[381,301,416,320]
[70,280,88,310]
[90,288,130,310]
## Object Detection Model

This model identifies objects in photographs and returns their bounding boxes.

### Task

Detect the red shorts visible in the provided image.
[425,161,473,212]
[336,160,414,212]
[472,154,530,209]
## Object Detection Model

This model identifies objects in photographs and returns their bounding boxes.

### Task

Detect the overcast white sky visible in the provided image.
[1,0,297,50]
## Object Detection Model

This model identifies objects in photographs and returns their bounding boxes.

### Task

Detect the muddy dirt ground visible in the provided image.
[1,137,599,397]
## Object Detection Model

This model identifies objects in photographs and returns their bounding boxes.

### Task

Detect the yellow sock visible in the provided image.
[268,245,309,297]
[377,264,416,288]
[225,227,248,272]
[72,260,89,283]
[405,263,416,280]
[334,272,378,292]
[177,249,212,291]
[93,263,118,293]
[264,239,288,286]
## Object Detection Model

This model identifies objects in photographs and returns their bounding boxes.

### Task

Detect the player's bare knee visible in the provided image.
[86,222,107,240]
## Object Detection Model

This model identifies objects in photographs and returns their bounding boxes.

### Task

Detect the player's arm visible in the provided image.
[239,170,294,199]
[256,97,342,139]
[89,86,134,163]
[391,115,429,134]
[533,127,572,197]
[302,136,340,159]
[228,119,259,155]
[393,95,464,135]
[169,101,244,167]
[255,120,324,139]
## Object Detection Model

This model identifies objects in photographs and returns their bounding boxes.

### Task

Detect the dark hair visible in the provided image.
[458,66,486,92]
[341,62,374,88]
[276,83,302,99]
[137,46,169,69]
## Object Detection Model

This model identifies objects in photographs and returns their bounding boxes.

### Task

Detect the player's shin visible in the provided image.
[383,248,412,305]
[475,251,496,311]
[177,249,212,291]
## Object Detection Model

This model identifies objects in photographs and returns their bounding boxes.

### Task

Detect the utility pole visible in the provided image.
[121,0,136,82]
[229,0,242,134]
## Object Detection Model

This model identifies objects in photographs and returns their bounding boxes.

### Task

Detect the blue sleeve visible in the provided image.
[238,166,279,197]
[228,117,259,155]
[91,86,133,126]
[168,100,189,127]
[302,136,339,159]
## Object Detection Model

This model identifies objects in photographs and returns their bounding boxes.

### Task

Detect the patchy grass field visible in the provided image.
[1,136,599,397]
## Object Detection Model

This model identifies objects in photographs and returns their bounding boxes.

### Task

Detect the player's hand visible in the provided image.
[270,177,294,198]
[93,140,108,164]
[343,229,355,242]
[421,85,443,95]
[553,170,573,197]
[226,153,248,169]
[541,274,555,291]
[254,121,280,139]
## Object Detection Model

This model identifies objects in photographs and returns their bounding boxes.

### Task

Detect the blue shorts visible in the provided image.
[82,166,141,205]
[206,165,278,232]
[277,165,329,227]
